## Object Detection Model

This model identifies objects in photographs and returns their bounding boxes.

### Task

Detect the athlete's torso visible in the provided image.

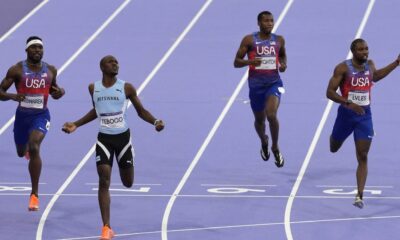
[247,32,281,87]
[16,61,52,112]
[340,59,373,106]
[93,79,129,135]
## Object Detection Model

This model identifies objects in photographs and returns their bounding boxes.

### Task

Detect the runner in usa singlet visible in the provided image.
[340,59,373,106]
[17,60,52,111]
[248,32,281,88]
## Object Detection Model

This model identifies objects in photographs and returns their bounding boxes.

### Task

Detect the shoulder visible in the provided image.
[334,61,348,74]
[46,63,58,76]
[88,83,95,93]
[275,35,285,44]
[241,34,254,45]
[124,82,137,97]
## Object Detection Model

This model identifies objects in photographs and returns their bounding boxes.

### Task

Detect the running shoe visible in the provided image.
[260,136,270,161]
[28,194,39,211]
[100,225,115,240]
[273,150,284,168]
[353,195,364,209]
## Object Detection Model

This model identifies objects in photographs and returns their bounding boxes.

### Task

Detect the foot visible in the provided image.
[260,136,270,161]
[100,225,115,240]
[272,150,284,168]
[28,194,39,211]
[353,195,364,209]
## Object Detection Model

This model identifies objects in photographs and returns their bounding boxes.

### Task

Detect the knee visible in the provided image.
[266,112,277,122]
[98,177,110,189]
[357,151,368,163]
[123,181,133,188]
[28,142,40,155]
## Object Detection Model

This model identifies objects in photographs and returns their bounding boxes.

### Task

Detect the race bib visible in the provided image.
[255,56,277,70]
[348,91,370,106]
[100,112,125,129]
[20,94,44,109]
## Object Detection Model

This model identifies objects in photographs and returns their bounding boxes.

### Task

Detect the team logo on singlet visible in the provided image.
[25,78,46,88]
[351,76,370,87]
[256,46,277,55]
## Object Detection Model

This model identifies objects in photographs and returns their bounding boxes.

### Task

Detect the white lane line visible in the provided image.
[55,215,400,240]
[161,1,294,239]
[35,0,214,239]
[3,193,400,199]
[0,0,49,43]
[201,184,277,187]
[316,185,393,188]
[35,1,132,239]
[84,183,162,186]
[284,1,376,240]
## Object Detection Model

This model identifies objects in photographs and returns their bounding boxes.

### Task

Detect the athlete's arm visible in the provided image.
[0,64,25,101]
[277,35,287,72]
[326,63,365,115]
[48,65,65,99]
[62,84,97,133]
[370,55,400,82]
[234,35,262,68]
[125,82,164,132]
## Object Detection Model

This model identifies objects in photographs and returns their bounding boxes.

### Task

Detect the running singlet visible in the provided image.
[93,79,129,135]
[340,59,373,106]
[248,32,281,88]
[17,61,52,111]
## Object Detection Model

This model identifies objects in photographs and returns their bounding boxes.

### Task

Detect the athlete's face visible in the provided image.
[258,14,274,34]
[352,41,369,64]
[101,56,119,76]
[26,44,43,63]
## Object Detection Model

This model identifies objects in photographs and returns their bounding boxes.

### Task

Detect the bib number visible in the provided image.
[348,91,370,106]
[255,56,277,70]
[20,95,44,109]
[100,112,125,129]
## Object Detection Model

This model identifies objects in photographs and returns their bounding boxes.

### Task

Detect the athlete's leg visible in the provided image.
[354,139,371,199]
[329,136,344,153]
[119,167,134,188]
[27,130,45,197]
[265,95,280,151]
[252,110,268,147]
[97,164,112,227]
[16,144,28,157]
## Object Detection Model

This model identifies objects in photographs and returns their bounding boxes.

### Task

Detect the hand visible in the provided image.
[12,93,25,102]
[279,62,287,72]
[154,119,165,132]
[50,86,65,99]
[248,58,262,67]
[62,122,77,133]
[348,103,365,115]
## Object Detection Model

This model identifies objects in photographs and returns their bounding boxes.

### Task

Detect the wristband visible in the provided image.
[154,119,161,126]
[345,99,352,106]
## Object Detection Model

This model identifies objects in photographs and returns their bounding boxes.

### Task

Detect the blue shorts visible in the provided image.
[249,79,284,112]
[331,105,373,142]
[13,108,51,145]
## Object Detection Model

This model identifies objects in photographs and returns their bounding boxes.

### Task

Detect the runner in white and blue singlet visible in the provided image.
[62,55,164,239]
[327,38,400,209]
[0,36,65,211]
[234,11,287,168]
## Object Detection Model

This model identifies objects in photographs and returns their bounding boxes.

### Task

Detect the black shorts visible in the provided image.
[96,129,134,169]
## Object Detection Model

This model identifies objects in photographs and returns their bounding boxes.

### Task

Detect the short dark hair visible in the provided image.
[350,38,366,52]
[257,11,272,22]
[26,36,42,44]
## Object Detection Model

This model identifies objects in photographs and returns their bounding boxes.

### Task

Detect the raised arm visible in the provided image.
[370,55,400,82]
